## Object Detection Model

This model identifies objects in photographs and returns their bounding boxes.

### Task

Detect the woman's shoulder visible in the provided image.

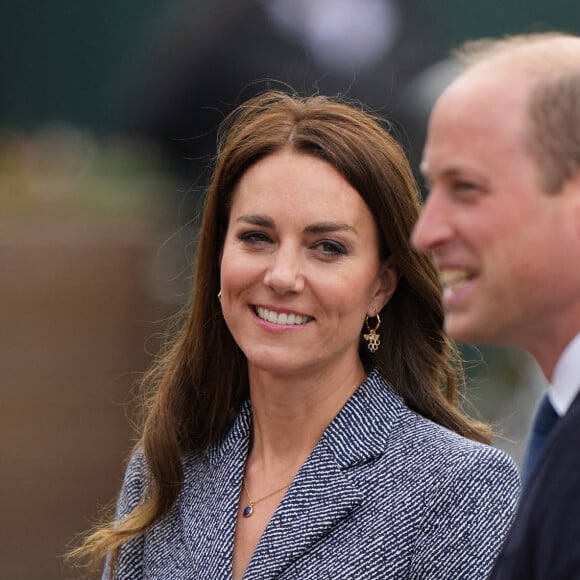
[122,446,148,482]
[115,446,149,518]
[365,371,516,466]
[393,405,520,487]
[342,370,519,484]
[399,420,521,578]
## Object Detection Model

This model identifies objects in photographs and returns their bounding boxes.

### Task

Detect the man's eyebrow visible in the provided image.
[420,164,469,181]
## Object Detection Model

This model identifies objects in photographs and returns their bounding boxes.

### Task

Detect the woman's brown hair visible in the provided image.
[73,90,491,572]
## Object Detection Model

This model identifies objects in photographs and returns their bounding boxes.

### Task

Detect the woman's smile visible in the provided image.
[253,306,314,326]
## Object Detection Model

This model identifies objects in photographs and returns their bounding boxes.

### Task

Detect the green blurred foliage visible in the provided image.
[0,125,174,221]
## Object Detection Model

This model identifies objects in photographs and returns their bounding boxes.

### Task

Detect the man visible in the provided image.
[412,32,580,579]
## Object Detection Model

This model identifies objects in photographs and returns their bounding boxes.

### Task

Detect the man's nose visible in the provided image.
[411,191,454,252]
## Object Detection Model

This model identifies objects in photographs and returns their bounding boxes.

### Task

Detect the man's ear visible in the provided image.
[369,258,398,315]
[568,169,580,237]
[557,167,580,238]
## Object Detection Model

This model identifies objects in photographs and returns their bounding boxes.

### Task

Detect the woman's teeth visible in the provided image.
[255,307,311,325]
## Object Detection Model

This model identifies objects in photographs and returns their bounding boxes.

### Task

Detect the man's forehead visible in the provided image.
[426,70,530,145]
[440,67,528,110]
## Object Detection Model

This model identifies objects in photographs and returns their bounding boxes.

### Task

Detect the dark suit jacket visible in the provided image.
[491,390,580,579]
[107,370,520,579]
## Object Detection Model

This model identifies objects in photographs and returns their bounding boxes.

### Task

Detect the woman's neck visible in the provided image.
[232,362,367,580]
[246,362,367,475]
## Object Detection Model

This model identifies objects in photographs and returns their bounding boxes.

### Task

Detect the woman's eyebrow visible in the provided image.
[235,216,356,235]
[236,214,275,227]
[304,222,357,235]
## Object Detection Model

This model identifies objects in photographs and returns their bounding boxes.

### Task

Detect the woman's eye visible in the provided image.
[315,240,348,256]
[238,231,272,244]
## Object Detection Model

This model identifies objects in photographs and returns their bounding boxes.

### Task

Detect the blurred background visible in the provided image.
[2,1,579,578]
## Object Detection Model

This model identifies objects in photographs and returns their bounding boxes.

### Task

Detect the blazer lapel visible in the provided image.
[244,439,363,579]
[244,369,402,579]
[179,403,252,578]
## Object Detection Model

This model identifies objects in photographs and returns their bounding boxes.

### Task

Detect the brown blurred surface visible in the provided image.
[0,218,172,579]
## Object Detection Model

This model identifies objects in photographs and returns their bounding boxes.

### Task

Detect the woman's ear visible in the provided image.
[369,258,398,315]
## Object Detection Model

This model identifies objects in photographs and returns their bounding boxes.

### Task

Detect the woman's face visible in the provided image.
[220,149,397,379]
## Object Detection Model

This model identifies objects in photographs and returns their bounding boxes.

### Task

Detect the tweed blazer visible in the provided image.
[491,390,580,579]
[107,370,520,579]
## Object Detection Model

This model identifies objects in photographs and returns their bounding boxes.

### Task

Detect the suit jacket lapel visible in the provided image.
[531,387,580,478]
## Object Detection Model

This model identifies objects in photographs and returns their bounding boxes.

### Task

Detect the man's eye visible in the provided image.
[453,180,478,192]
[449,180,483,201]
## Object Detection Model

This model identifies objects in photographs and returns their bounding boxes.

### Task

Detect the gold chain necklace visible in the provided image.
[241,477,292,518]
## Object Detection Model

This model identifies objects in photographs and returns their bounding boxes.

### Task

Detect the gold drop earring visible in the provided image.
[363,313,381,353]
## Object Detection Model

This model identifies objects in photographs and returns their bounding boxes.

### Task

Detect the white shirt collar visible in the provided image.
[548,332,580,416]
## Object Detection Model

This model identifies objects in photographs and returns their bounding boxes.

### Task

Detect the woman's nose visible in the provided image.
[263,246,305,294]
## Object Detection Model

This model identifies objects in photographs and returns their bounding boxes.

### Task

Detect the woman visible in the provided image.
[78,91,519,578]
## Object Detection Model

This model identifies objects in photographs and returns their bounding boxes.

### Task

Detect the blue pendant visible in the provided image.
[243,504,253,518]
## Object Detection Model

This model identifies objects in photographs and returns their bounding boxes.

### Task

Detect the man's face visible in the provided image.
[412,71,579,352]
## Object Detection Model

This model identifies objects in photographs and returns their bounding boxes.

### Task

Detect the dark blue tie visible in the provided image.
[522,394,559,486]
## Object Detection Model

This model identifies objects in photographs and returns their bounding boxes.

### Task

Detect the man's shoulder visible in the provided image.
[491,396,580,579]
[531,396,580,492]
[537,392,580,476]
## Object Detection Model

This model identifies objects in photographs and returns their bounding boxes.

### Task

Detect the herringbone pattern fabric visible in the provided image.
[106,370,520,579]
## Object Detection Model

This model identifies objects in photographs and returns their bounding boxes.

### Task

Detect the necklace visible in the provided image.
[241,477,292,518]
